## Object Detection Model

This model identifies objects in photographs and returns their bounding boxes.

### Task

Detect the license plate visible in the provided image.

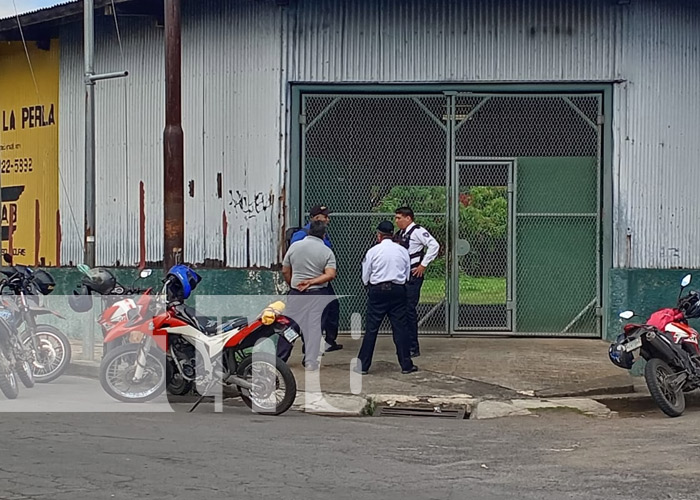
[625,337,642,352]
[282,327,300,343]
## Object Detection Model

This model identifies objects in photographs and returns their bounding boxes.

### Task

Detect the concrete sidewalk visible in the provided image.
[67,335,633,419]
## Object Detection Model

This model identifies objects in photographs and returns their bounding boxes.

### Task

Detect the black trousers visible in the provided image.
[321,283,340,345]
[405,276,424,354]
[358,283,414,372]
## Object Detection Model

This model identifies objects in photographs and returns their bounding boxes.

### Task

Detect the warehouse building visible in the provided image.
[0,0,698,339]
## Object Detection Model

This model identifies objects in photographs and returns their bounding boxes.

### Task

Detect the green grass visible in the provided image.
[421,276,507,305]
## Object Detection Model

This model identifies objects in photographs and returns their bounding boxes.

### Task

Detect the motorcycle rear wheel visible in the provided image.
[235,353,297,416]
[645,357,686,417]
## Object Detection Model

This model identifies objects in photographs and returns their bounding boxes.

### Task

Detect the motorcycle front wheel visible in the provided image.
[235,353,297,416]
[100,344,166,403]
[0,366,19,400]
[16,359,35,388]
[645,357,686,417]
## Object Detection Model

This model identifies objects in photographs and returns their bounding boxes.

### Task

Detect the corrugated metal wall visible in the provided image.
[613,0,700,269]
[58,0,700,269]
[288,0,621,82]
[59,1,282,267]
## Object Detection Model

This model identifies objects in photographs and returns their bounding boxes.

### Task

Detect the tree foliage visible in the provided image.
[374,185,508,277]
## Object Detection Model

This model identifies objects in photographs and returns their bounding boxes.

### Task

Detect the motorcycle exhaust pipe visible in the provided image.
[225,375,254,390]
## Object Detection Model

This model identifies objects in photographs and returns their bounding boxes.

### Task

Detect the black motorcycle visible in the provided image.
[0,255,71,383]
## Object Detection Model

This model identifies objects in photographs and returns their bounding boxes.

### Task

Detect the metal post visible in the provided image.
[163,0,184,269]
[84,0,96,269]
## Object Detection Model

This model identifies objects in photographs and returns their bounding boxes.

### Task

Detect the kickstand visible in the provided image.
[188,380,217,413]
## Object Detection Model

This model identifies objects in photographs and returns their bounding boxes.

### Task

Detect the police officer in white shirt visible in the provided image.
[355,221,418,375]
[394,206,440,357]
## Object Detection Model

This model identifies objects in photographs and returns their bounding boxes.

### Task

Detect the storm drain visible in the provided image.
[373,405,468,419]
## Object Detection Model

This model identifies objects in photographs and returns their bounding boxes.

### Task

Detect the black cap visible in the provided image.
[309,205,330,217]
[377,220,394,235]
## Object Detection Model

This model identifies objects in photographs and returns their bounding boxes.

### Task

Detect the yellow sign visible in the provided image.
[0,40,59,266]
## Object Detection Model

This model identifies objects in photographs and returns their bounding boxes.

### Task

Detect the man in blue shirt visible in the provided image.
[289,205,342,352]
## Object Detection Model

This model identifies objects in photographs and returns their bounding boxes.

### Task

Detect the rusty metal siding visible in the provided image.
[59,1,282,268]
[56,0,700,269]
[59,17,165,267]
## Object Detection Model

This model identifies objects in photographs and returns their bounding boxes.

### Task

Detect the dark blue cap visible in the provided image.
[377,221,394,235]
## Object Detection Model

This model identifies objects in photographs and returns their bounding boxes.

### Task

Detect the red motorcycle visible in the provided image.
[610,273,700,417]
[98,265,300,416]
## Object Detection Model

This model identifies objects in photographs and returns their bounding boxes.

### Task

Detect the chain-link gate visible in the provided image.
[298,91,602,337]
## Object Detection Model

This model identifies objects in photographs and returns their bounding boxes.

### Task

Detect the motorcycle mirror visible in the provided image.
[77,264,90,275]
[681,274,692,288]
[2,253,12,265]
[619,310,635,320]
[139,269,153,279]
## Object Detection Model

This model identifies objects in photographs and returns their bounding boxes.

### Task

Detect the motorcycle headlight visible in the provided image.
[129,331,145,343]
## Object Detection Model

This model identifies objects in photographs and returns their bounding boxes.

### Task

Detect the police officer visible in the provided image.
[394,206,440,357]
[355,221,417,375]
[289,205,342,352]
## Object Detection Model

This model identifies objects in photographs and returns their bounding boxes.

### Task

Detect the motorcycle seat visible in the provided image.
[173,303,248,336]
[201,316,248,336]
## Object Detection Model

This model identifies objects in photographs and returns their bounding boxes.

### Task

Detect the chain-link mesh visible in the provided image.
[454,163,511,331]
[455,94,601,336]
[300,92,602,337]
[303,96,449,333]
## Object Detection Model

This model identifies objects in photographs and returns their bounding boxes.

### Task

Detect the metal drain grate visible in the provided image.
[374,405,468,419]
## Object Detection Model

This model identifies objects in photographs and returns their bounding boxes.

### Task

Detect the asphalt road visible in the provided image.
[1,377,700,500]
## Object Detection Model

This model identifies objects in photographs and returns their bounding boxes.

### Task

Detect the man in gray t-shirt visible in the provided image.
[279,221,337,370]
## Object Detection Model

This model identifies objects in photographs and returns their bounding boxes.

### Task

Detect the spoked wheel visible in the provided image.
[645,357,686,417]
[15,359,35,388]
[99,344,166,403]
[0,364,19,400]
[22,326,72,383]
[166,361,193,396]
[235,353,297,416]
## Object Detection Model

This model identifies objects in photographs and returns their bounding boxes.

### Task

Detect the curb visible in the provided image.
[65,361,620,420]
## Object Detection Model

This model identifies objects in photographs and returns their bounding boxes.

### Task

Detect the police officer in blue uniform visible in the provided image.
[289,205,342,352]
[355,221,418,375]
[394,206,440,357]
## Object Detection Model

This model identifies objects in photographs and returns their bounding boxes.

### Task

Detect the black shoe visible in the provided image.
[401,365,418,375]
[410,350,421,358]
[325,343,343,352]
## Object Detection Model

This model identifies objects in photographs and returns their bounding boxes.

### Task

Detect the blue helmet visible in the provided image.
[166,265,202,301]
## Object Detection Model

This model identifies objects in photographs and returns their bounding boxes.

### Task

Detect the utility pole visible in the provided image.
[83,0,128,268]
[84,0,96,267]
[163,0,184,269]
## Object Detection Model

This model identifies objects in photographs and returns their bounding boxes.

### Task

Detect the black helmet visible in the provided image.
[680,291,700,319]
[81,268,117,295]
[31,269,56,295]
[608,335,635,369]
[68,285,94,313]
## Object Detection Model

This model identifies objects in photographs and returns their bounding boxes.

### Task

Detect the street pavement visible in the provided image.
[1,377,700,499]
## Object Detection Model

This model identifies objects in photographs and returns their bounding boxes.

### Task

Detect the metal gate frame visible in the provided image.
[289,83,614,340]
[450,159,516,333]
